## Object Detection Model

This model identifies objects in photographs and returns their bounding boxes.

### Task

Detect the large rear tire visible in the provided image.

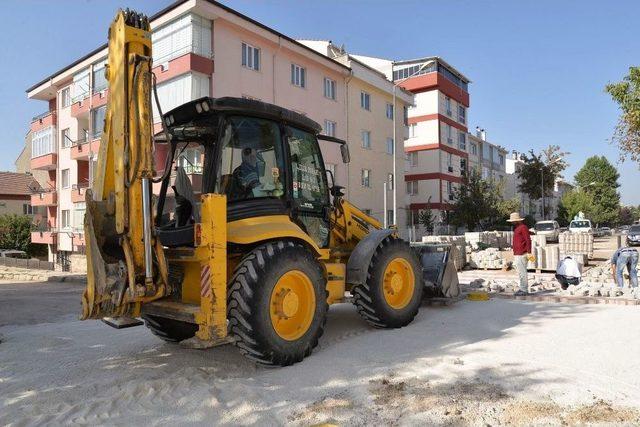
[142,314,198,343]
[352,237,423,328]
[227,241,328,366]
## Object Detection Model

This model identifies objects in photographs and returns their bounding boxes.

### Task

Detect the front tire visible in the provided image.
[227,241,328,366]
[142,314,198,342]
[353,237,423,328]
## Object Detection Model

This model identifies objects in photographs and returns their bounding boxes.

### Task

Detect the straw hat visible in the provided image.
[507,212,525,222]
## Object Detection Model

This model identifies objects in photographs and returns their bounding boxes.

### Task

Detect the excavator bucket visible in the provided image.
[81,190,131,320]
[411,243,460,299]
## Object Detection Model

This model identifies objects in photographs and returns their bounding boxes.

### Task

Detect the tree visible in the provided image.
[619,206,636,225]
[516,145,569,212]
[449,170,503,230]
[574,156,620,225]
[558,189,594,224]
[0,214,38,256]
[417,198,435,233]
[606,67,640,163]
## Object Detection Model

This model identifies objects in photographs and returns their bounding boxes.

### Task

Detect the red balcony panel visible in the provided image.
[31,153,57,170]
[71,98,90,117]
[91,89,108,108]
[153,53,214,84]
[30,112,57,133]
[71,186,88,203]
[31,191,57,207]
[399,72,470,107]
[71,139,100,160]
[31,231,56,245]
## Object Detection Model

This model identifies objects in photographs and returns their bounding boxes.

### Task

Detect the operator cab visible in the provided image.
[156,97,333,249]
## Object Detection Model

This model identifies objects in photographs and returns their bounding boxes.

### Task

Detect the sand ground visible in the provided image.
[1,277,640,426]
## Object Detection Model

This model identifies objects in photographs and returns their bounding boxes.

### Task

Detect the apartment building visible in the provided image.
[505,153,573,221]
[353,56,471,232]
[466,128,507,184]
[25,0,359,263]
[297,41,414,228]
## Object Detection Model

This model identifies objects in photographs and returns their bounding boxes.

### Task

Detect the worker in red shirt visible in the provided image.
[508,212,533,295]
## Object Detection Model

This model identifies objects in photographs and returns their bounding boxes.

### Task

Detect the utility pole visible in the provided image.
[383,181,388,228]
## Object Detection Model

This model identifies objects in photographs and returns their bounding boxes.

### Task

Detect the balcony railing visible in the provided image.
[32,111,54,122]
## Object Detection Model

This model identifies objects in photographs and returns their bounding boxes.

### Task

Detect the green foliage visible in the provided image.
[619,206,639,225]
[574,156,620,225]
[606,67,640,163]
[558,189,594,225]
[516,145,569,201]
[449,170,505,230]
[0,214,37,255]
[417,203,435,233]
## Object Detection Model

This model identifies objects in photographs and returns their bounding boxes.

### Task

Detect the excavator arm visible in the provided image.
[81,10,169,319]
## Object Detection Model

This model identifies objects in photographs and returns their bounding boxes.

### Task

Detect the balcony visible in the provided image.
[71,184,89,203]
[31,227,56,245]
[71,89,108,118]
[31,153,57,171]
[31,190,57,207]
[30,111,56,133]
[71,138,100,160]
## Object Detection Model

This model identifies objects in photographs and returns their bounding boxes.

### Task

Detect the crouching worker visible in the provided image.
[611,247,639,288]
[556,256,581,290]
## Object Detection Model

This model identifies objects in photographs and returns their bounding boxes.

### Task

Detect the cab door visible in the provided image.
[286,126,331,248]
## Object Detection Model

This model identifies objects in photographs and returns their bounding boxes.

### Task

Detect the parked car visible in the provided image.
[626,225,640,246]
[569,219,593,234]
[534,220,560,242]
[599,227,612,236]
[0,250,28,259]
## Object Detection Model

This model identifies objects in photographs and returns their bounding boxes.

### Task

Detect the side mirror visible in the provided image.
[340,144,350,164]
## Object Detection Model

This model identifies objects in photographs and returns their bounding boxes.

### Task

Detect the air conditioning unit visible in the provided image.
[447,138,453,145]
[447,166,454,173]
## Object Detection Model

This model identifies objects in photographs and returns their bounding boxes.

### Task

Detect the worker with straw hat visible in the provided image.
[508,212,533,296]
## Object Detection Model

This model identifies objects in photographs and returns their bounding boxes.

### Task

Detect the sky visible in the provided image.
[1,0,638,203]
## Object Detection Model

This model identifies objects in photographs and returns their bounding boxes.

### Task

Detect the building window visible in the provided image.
[458,105,466,124]
[241,42,260,71]
[61,169,70,189]
[73,202,86,233]
[386,138,394,155]
[61,87,71,108]
[447,153,453,169]
[446,124,453,145]
[361,130,371,149]
[387,210,394,226]
[152,13,212,64]
[61,128,71,148]
[499,154,505,165]
[324,120,336,137]
[361,169,370,187]
[61,209,70,230]
[470,142,477,155]
[406,181,418,195]
[291,63,306,88]
[409,152,418,167]
[386,103,394,119]
[387,173,394,190]
[445,97,452,116]
[409,123,417,138]
[458,132,466,150]
[72,68,90,103]
[152,73,211,119]
[460,158,467,175]
[23,204,33,215]
[178,147,203,174]
[323,77,336,100]
[91,106,106,138]
[360,91,371,111]
[31,127,55,158]
[92,58,108,93]
[447,181,453,197]
[403,106,409,126]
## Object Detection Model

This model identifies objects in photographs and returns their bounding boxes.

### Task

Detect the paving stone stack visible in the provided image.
[528,234,560,271]
[421,235,466,270]
[468,247,509,270]
[559,232,594,259]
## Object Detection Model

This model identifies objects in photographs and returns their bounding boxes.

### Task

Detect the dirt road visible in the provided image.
[2,279,640,426]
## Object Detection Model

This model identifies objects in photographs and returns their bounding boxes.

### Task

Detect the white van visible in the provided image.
[534,220,560,242]
[569,219,592,234]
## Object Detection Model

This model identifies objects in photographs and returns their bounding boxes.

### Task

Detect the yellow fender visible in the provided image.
[227,215,326,258]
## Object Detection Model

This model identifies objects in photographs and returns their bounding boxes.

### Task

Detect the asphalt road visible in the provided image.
[0,280,84,327]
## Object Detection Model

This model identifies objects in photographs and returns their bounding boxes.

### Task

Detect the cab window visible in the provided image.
[216,116,285,202]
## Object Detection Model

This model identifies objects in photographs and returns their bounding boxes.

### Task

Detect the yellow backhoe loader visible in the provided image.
[81,9,428,366]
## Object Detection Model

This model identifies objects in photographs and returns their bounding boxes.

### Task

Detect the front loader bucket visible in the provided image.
[81,190,129,320]
[411,243,460,298]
